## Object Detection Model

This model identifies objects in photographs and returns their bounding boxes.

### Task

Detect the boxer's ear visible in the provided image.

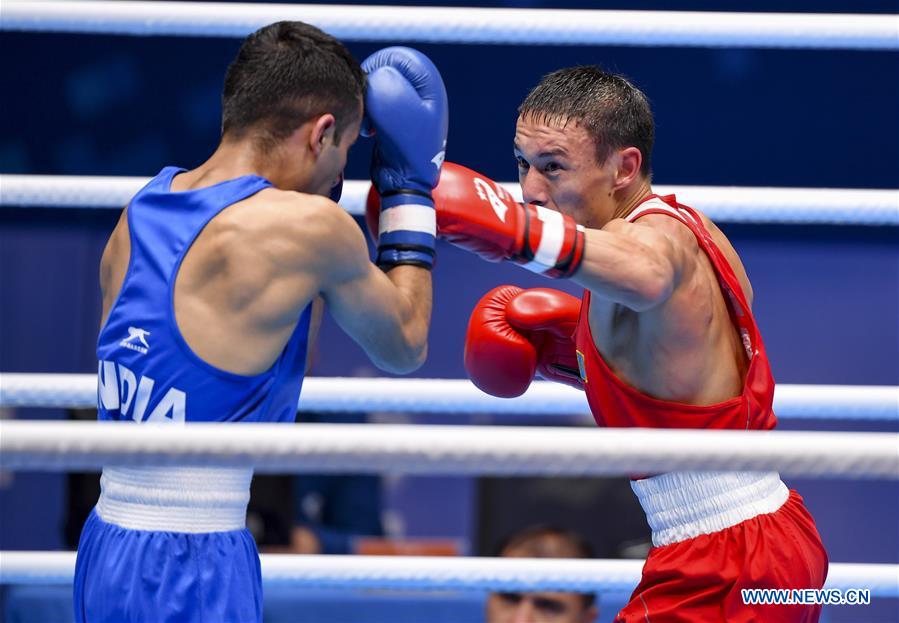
[612,146,642,191]
[309,113,337,155]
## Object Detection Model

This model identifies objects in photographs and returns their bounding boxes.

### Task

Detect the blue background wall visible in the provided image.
[1,1,897,621]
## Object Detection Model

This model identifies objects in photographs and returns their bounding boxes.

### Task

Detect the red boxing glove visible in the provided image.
[365,185,381,243]
[465,285,583,398]
[433,162,585,278]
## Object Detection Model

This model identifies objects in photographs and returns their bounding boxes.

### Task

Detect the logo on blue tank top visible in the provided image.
[119,326,151,355]
[98,360,186,423]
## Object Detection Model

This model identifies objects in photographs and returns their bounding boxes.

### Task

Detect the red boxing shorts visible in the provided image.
[615,471,828,623]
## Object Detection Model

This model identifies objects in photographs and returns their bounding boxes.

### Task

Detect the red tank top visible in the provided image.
[573,194,777,431]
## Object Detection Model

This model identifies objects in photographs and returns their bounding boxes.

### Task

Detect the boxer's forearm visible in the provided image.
[570,227,676,312]
[318,217,432,375]
[383,264,433,371]
[324,263,432,375]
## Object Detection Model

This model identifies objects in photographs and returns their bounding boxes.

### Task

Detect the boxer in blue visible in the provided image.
[75,21,448,622]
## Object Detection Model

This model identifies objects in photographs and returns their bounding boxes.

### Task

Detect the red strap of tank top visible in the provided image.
[627,195,759,361]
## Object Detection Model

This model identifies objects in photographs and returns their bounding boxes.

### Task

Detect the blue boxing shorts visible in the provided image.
[73,466,261,623]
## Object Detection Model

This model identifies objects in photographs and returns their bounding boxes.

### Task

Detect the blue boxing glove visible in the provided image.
[362,47,448,269]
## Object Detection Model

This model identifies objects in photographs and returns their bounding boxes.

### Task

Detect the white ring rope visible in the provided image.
[0,552,896,598]
[1,374,896,422]
[1,421,897,479]
[2,175,897,226]
[2,2,897,50]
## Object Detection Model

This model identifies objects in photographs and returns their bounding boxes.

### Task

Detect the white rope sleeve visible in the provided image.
[648,184,899,226]
[0,552,896,598]
[1,374,896,422]
[1,420,897,478]
[0,174,148,209]
[2,2,897,50]
[2,175,898,226]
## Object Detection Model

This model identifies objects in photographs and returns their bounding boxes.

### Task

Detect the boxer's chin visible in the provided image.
[550,202,578,221]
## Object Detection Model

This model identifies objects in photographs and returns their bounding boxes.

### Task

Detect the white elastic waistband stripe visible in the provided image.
[632,471,789,547]
[101,466,252,496]
[96,466,252,533]
[101,475,249,507]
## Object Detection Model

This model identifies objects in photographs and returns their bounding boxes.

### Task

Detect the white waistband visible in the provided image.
[631,471,789,547]
[96,466,253,533]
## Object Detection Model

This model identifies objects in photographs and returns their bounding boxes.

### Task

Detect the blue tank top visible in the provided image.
[96,166,311,424]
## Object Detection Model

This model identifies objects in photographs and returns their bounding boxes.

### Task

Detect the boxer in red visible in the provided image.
[399,66,829,621]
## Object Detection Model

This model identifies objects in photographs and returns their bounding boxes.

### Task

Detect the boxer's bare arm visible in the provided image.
[307,199,432,374]
[326,263,432,373]
[99,208,130,327]
[570,215,692,312]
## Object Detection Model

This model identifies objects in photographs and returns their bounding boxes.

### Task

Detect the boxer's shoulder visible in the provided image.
[622,211,700,252]
[214,188,366,283]
[216,189,348,245]
[632,207,754,308]
[240,186,336,217]
[604,213,699,282]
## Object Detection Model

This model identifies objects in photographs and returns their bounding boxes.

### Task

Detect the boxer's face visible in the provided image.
[514,115,617,230]
[486,591,594,623]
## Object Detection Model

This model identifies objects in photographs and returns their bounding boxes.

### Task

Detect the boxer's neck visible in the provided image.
[611,177,653,222]
[211,138,301,185]
[183,134,315,194]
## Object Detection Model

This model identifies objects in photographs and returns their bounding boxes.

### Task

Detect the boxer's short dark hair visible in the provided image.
[222,21,365,146]
[519,66,654,177]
